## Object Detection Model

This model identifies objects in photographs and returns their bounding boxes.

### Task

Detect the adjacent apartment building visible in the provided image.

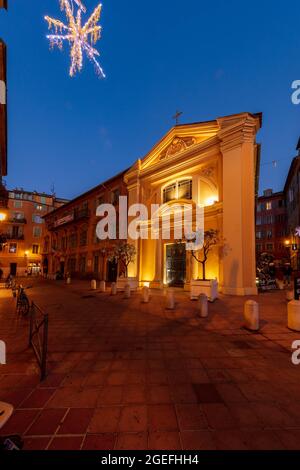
[284,140,300,269]
[256,189,289,262]
[42,171,128,281]
[0,189,67,277]
[255,139,300,269]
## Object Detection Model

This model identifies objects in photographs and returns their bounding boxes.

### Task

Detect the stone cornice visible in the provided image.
[133,137,220,185]
[217,114,261,153]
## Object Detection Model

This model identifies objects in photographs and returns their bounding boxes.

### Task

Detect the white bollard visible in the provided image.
[124,283,131,299]
[91,279,97,290]
[277,279,284,291]
[66,277,71,285]
[99,280,106,293]
[111,282,117,296]
[288,300,300,331]
[166,289,175,310]
[286,289,294,302]
[199,294,208,318]
[142,286,150,303]
[244,300,259,331]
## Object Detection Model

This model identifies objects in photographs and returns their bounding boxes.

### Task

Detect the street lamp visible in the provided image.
[0,210,8,251]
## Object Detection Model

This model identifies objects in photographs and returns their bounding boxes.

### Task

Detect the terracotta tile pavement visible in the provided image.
[1,281,300,450]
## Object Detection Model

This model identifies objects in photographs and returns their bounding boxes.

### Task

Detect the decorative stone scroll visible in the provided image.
[159,136,196,160]
[200,166,215,178]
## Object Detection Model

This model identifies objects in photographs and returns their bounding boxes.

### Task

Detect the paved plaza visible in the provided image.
[0,280,300,450]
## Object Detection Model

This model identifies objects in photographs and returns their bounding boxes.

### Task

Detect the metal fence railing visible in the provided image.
[16,286,30,316]
[28,302,48,381]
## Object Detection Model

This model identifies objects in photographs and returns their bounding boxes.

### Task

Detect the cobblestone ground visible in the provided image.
[0,279,300,450]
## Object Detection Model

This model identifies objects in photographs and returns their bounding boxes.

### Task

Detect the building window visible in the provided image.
[67,257,76,274]
[93,224,100,244]
[32,214,43,224]
[61,237,67,251]
[43,238,49,253]
[267,230,273,239]
[32,244,39,254]
[266,243,273,252]
[41,196,47,205]
[12,211,25,221]
[14,200,22,208]
[9,243,17,254]
[111,189,120,206]
[69,233,77,248]
[256,244,262,252]
[163,179,192,203]
[35,204,44,211]
[79,229,88,246]
[256,216,262,225]
[163,183,176,203]
[79,256,86,273]
[178,179,192,200]
[12,225,23,239]
[33,227,42,238]
[94,255,99,273]
[265,215,274,224]
[266,201,272,211]
[95,195,105,209]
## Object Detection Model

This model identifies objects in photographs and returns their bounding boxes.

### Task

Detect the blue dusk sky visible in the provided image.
[0,0,300,199]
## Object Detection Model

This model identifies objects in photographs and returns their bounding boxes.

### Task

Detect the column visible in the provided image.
[218,114,261,296]
[151,236,163,288]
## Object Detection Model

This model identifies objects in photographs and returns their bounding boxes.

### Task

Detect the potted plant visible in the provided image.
[110,242,138,291]
[189,229,220,302]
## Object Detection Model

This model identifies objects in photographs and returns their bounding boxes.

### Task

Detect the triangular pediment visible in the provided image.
[141,121,219,170]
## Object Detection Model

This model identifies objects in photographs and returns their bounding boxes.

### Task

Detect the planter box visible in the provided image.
[190,279,218,302]
[117,277,139,291]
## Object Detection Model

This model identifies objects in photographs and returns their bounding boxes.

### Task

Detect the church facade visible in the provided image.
[125,112,261,296]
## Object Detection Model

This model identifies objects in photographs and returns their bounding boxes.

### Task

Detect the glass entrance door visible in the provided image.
[107,260,118,282]
[166,243,186,287]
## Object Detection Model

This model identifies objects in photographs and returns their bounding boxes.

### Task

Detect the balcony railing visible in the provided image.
[9,217,27,224]
[74,208,90,221]
[1,233,24,241]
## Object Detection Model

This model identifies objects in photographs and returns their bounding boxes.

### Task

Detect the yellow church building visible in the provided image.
[125,111,261,296]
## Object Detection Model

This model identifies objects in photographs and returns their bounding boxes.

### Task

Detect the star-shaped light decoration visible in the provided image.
[295,227,300,237]
[45,0,105,78]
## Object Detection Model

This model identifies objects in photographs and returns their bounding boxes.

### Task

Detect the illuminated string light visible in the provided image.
[45,0,105,78]
[71,0,87,13]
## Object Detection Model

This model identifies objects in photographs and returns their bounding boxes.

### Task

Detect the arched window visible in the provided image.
[163,179,192,203]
